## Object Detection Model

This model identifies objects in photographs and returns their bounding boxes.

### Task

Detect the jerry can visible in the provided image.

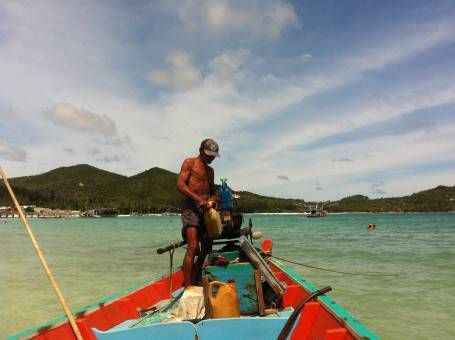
[207,281,241,318]
[204,208,222,238]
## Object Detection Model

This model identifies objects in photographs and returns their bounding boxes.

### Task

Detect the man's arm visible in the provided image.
[177,159,207,207]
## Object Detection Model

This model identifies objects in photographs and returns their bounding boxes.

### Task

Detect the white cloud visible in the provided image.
[301,54,312,62]
[207,49,250,86]
[230,124,455,199]
[0,141,27,162]
[148,51,202,91]
[343,18,455,73]
[144,50,252,140]
[174,0,301,38]
[137,14,455,190]
[254,15,455,159]
[265,83,455,160]
[252,17,455,143]
[44,103,118,136]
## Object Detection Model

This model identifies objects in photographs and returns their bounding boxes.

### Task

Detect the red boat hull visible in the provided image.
[14,262,372,340]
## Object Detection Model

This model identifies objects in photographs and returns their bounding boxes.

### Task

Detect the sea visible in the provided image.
[1,213,454,339]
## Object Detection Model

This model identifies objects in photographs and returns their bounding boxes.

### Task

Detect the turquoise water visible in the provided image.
[1,213,454,339]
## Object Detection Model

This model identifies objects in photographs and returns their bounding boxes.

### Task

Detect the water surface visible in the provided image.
[1,213,454,338]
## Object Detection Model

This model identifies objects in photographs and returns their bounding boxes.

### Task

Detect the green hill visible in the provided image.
[0,164,128,211]
[327,186,455,212]
[0,164,453,213]
[0,164,306,213]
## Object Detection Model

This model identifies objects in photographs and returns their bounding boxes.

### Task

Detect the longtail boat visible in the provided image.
[9,221,378,340]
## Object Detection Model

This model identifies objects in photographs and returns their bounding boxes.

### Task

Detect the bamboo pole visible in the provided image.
[0,167,83,340]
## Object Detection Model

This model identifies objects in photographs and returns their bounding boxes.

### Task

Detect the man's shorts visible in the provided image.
[181,198,206,240]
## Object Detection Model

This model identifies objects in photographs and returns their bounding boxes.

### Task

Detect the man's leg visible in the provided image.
[183,226,200,287]
[192,233,213,285]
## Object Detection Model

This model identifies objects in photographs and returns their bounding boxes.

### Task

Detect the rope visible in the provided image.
[271,255,399,277]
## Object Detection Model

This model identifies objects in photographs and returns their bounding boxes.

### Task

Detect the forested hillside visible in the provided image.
[327,186,455,212]
[0,165,453,213]
[0,165,306,213]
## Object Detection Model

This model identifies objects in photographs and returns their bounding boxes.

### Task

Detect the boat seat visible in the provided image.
[196,317,289,340]
[92,321,196,340]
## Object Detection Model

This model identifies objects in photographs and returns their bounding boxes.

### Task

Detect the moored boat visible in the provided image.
[306,203,329,218]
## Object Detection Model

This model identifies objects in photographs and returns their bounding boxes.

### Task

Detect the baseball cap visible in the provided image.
[201,138,220,157]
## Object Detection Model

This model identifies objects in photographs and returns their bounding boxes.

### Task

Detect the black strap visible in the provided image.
[277,286,332,340]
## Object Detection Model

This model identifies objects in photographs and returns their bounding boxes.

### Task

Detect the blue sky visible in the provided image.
[1,0,454,200]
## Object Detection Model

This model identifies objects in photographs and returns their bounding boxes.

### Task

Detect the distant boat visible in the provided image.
[306,203,328,218]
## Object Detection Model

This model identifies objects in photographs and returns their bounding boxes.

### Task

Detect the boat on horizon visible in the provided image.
[9,222,377,340]
[306,203,329,218]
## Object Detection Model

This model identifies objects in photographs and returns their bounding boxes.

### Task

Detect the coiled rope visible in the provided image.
[271,255,399,277]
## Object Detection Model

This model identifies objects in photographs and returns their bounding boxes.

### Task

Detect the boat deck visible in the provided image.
[9,243,378,340]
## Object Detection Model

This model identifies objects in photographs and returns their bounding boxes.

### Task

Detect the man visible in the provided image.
[177,138,220,287]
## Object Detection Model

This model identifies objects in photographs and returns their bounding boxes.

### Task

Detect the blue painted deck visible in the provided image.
[93,316,292,340]
[93,321,196,340]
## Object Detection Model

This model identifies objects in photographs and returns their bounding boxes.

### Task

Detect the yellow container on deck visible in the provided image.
[204,208,222,239]
[207,281,241,319]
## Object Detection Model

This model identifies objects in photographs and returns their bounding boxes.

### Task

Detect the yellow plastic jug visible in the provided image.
[207,281,241,318]
[204,208,222,239]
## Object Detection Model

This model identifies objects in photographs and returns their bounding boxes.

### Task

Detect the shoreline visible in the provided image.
[1,210,453,219]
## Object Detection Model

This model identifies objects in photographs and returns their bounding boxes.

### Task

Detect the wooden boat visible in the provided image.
[306,210,328,218]
[306,204,329,218]
[9,233,378,340]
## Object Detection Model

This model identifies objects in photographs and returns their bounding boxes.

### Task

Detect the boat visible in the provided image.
[9,221,378,340]
[306,203,329,218]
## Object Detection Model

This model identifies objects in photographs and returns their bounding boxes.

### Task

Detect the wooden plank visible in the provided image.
[239,236,286,296]
[254,270,266,316]
[202,275,211,318]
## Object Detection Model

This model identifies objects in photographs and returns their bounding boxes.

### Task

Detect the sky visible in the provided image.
[1,0,454,201]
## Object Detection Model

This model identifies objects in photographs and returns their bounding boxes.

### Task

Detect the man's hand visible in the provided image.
[196,199,211,210]
[208,195,219,209]
[197,199,215,210]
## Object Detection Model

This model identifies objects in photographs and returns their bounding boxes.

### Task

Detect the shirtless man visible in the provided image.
[177,138,219,287]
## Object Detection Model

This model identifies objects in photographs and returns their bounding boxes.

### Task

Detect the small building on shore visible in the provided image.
[82,208,119,217]
[0,206,16,217]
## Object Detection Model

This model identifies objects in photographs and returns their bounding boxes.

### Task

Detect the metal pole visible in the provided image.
[0,167,83,340]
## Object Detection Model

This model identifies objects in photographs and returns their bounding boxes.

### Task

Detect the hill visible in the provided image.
[0,165,453,213]
[327,186,455,212]
[0,164,306,213]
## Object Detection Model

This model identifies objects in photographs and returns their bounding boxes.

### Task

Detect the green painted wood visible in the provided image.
[207,250,241,262]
